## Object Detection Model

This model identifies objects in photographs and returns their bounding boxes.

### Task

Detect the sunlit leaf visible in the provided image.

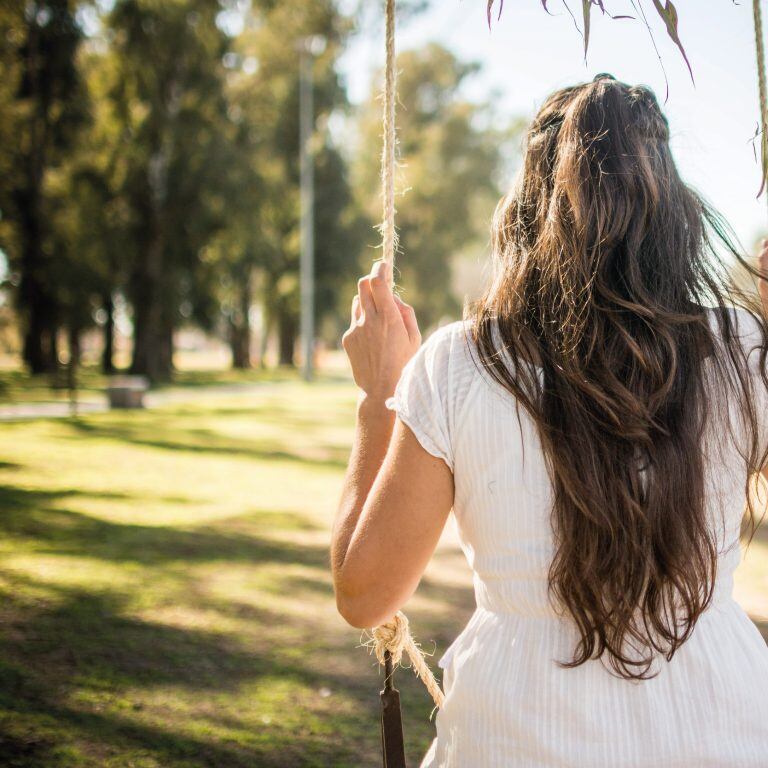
[649,0,694,83]
[582,0,592,57]
[487,0,504,27]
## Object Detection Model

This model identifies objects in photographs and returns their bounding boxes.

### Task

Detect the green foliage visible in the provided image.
[98,0,235,380]
[208,0,364,366]
[0,0,517,376]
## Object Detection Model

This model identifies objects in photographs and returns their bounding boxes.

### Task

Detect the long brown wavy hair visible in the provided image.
[469,74,768,679]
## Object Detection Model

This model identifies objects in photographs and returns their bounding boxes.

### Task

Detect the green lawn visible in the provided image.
[0,372,766,767]
[0,375,475,767]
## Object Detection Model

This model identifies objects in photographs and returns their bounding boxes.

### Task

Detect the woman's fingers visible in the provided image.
[350,294,361,326]
[357,276,376,317]
[394,294,420,343]
[369,260,396,315]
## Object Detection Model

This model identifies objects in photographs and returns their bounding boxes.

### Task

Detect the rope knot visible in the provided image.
[372,611,409,666]
[370,611,445,710]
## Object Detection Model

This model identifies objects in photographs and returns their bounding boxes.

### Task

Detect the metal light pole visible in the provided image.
[298,37,324,382]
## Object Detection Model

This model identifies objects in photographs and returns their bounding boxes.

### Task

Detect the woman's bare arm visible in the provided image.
[332,403,454,628]
[331,261,454,628]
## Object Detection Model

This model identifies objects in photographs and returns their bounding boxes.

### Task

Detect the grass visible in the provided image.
[0,369,766,766]
[0,374,476,767]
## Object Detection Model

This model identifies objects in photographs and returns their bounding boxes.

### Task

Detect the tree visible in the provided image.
[0,1,87,373]
[103,0,234,381]
[218,0,363,368]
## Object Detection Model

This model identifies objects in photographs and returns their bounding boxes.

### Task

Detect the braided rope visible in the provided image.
[372,612,445,709]
[754,0,768,202]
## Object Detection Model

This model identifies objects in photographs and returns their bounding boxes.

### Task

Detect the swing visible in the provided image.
[366,2,768,766]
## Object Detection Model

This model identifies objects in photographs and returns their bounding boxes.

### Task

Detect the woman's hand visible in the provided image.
[342,260,421,401]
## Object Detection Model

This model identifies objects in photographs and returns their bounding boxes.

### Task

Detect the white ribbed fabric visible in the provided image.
[386,308,768,767]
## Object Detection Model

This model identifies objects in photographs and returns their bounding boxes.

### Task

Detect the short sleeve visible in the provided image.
[385,324,456,471]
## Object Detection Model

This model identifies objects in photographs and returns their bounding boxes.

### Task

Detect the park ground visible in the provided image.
[0,365,766,767]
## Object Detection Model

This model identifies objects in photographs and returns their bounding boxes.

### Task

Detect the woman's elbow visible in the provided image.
[334,586,395,629]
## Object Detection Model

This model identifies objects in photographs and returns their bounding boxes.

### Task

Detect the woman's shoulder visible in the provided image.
[418,319,477,375]
[422,318,471,343]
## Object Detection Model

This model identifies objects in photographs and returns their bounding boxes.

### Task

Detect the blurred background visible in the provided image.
[0,1,767,766]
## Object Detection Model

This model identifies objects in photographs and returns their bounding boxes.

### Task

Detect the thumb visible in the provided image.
[394,294,420,343]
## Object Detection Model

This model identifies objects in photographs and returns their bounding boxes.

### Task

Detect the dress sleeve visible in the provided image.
[385,324,455,471]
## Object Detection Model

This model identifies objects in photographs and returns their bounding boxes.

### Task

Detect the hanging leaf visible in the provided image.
[487,0,504,27]
[750,122,767,198]
[485,1,688,77]
[649,0,694,83]
[582,0,592,57]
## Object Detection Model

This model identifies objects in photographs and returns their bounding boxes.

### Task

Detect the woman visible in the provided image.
[331,75,768,766]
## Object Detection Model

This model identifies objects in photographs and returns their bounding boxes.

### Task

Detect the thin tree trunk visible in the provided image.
[68,326,81,368]
[258,315,270,369]
[102,293,115,374]
[229,273,252,369]
[278,309,297,367]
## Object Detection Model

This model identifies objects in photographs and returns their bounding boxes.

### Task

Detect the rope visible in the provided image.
[372,611,445,709]
[380,0,397,287]
[754,0,768,202]
[369,0,445,717]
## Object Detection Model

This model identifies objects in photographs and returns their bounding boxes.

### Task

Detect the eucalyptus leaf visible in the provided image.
[649,0,694,83]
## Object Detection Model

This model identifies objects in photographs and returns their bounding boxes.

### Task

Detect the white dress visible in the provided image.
[386,308,768,767]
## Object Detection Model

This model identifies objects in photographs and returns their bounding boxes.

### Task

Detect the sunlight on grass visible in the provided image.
[0,378,470,767]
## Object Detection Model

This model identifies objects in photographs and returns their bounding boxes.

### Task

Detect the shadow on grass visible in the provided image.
[0,572,398,768]
[0,485,327,568]
[65,418,350,471]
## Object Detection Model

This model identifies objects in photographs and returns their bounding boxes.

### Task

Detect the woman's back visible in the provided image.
[389,309,768,767]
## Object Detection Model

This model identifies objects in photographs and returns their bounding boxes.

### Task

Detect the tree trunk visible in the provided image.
[16,13,59,375]
[68,326,81,368]
[258,315,270,369]
[130,123,176,383]
[277,309,297,367]
[229,274,252,369]
[230,321,250,369]
[102,293,115,374]
[130,227,173,383]
[17,189,58,374]
[131,294,173,382]
[160,316,174,379]
[22,301,58,374]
